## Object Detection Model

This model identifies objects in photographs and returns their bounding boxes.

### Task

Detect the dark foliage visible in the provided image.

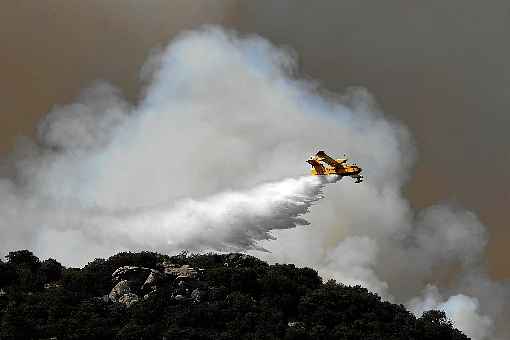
[38,258,63,285]
[6,250,41,272]
[0,250,468,340]
[0,261,17,288]
[4,250,44,292]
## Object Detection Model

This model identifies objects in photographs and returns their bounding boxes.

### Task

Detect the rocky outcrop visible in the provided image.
[141,270,164,292]
[108,263,207,307]
[109,280,132,303]
[112,266,153,285]
[160,263,198,279]
[118,293,139,307]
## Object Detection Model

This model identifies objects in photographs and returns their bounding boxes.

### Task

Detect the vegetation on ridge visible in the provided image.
[0,250,467,340]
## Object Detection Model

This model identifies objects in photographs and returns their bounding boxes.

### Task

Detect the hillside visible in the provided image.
[0,250,468,340]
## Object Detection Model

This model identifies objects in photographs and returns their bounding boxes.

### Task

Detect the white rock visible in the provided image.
[109,280,131,303]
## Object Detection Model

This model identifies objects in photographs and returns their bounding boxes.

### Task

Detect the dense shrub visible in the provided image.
[0,261,17,288]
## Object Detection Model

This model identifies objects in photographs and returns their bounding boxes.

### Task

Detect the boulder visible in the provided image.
[111,266,152,285]
[141,269,164,292]
[118,293,139,307]
[160,263,197,279]
[109,280,132,303]
[109,263,207,306]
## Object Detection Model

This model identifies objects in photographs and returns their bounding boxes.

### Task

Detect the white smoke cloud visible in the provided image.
[408,285,494,340]
[1,26,508,338]
[321,236,390,297]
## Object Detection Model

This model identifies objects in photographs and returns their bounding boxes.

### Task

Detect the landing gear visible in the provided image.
[353,175,363,183]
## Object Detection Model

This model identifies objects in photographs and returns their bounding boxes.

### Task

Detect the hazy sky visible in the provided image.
[1,1,508,277]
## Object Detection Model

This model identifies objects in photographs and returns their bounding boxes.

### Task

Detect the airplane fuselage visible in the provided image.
[309,164,362,176]
[307,150,363,182]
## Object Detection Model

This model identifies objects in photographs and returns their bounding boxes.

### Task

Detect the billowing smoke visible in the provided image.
[408,285,494,340]
[1,27,508,339]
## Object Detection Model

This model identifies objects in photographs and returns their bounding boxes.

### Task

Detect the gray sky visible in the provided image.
[1,0,508,277]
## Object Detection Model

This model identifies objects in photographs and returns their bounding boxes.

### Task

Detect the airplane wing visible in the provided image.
[315,151,342,167]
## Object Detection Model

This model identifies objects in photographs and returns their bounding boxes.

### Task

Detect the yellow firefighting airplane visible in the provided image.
[307,151,363,183]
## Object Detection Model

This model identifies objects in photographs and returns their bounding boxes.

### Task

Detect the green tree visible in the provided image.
[40,258,64,283]
[6,250,40,272]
